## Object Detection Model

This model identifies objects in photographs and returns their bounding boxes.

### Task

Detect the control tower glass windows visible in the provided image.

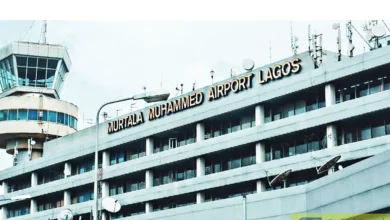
[15,55,60,89]
[18,109,27,120]
[0,110,8,121]
[0,55,17,91]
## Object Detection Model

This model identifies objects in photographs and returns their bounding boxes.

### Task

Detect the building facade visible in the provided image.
[1,38,390,220]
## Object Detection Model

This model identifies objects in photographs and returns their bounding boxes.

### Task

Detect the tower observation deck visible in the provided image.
[0,41,78,166]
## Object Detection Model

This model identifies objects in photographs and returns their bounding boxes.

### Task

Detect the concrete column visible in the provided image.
[2,181,8,194]
[30,199,37,214]
[325,84,336,107]
[256,142,265,163]
[1,206,8,220]
[64,162,72,178]
[31,172,38,187]
[146,138,154,156]
[196,157,205,177]
[101,212,108,220]
[255,105,265,126]
[102,151,110,168]
[145,170,153,188]
[326,124,337,148]
[196,192,205,204]
[64,190,71,207]
[256,180,266,193]
[196,122,205,142]
[101,181,109,198]
[145,202,153,213]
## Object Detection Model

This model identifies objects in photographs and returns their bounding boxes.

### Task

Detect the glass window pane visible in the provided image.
[64,114,69,125]
[9,110,17,120]
[27,57,37,68]
[41,110,47,121]
[241,116,252,129]
[16,56,27,66]
[283,103,295,118]
[372,122,386,138]
[57,113,65,124]
[27,67,36,86]
[38,58,47,68]
[49,111,57,122]
[295,100,306,115]
[357,83,369,98]
[47,59,58,69]
[359,126,371,141]
[370,79,382,94]
[36,68,46,87]
[0,110,8,121]
[46,69,55,88]
[28,109,38,121]
[18,109,27,120]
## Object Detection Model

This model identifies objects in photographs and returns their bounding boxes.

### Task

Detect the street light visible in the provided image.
[93,88,170,220]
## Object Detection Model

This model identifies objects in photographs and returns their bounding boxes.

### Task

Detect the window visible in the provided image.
[0,110,7,121]
[41,110,47,121]
[28,109,38,120]
[9,109,17,120]
[64,114,69,125]
[49,111,57,122]
[18,109,27,120]
[359,126,371,141]
[57,112,65,124]
[295,100,306,115]
[372,120,386,138]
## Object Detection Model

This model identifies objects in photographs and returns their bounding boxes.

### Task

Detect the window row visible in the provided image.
[336,76,390,104]
[109,179,146,196]
[265,130,327,162]
[265,90,325,123]
[204,113,255,140]
[205,148,255,175]
[110,143,146,166]
[16,56,59,89]
[154,129,196,153]
[153,164,196,187]
[0,109,77,129]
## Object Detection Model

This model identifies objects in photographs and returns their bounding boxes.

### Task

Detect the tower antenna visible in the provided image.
[41,20,47,44]
[290,22,299,56]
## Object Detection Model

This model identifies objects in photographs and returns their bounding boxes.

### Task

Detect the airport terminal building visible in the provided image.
[1,35,390,220]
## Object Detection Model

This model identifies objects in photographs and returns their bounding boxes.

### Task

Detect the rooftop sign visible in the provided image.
[107,57,301,134]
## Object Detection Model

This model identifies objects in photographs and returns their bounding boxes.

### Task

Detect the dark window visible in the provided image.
[0,110,8,121]
[18,109,27,120]
[57,112,65,124]
[9,109,17,120]
[49,111,57,122]
[28,109,38,120]
[41,110,48,121]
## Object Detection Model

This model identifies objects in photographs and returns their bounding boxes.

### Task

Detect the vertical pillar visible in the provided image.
[64,162,72,178]
[257,180,266,193]
[30,199,37,214]
[1,206,8,220]
[101,212,108,220]
[325,84,336,107]
[196,192,205,204]
[102,151,110,168]
[64,190,71,207]
[196,158,205,177]
[2,181,8,195]
[196,122,205,142]
[101,182,109,199]
[255,143,265,164]
[145,170,153,189]
[145,202,153,213]
[255,105,265,126]
[146,138,154,156]
[31,172,38,187]
[326,124,337,149]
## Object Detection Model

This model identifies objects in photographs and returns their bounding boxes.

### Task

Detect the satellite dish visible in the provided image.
[332,23,339,30]
[269,169,292,187]
[372,25,386,37]
[338,165,343,170]
[102,197,121,213]
[31,139,36,146]
[57,209,73,220]
[243,59,255,71]
[316,155,341,174]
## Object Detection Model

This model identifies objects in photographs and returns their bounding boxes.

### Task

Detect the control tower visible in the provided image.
[0,41,78,166]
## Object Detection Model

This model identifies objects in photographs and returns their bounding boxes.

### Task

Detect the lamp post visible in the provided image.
[93,89,170,220]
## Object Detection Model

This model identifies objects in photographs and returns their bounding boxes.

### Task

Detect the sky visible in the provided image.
[0,20,388,169]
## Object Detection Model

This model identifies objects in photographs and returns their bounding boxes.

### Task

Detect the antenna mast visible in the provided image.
[41,20,47,44]
[290,22,298,56]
